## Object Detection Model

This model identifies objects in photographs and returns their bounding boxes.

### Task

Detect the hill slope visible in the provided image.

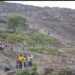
[0,2,75,46]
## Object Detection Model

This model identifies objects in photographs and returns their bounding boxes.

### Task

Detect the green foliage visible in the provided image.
[16,65,39,75]
[1,30,61,46]
[0,32,25,42]
[23,32,61,46]
[0,29,63,55]
[16,70,67,75]
[16,71,39,75]
[16,71,31,75]
[31,71,39,75]
[32,63,38,71]
[48,48,59,55]
[0,31,62,55]
[7,15,28,32]
[58,71,66,75]
[30,47,59,55]
[44,73,53,75]
[32,63,39,75]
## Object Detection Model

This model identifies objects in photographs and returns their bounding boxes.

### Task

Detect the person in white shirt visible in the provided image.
[0,44,4,52]
[2,44,5,52]
[27,54,34,67]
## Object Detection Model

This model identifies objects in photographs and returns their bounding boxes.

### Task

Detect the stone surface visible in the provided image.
[0,70,6,75]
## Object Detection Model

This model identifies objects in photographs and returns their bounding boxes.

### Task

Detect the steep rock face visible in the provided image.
[0,2,75,45]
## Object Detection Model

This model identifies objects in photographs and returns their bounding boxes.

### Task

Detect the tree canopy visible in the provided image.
[7,15,28,33]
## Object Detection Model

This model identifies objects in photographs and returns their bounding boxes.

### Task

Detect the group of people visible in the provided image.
[0,43,34,69]
[16,53,34,69]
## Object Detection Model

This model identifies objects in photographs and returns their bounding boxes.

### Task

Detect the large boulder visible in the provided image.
[0,59,16,75]
[1,59,14,72]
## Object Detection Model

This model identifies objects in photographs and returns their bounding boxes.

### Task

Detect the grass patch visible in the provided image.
[30,47,59,55]
[0,32,62,46]
[16,71,31,75]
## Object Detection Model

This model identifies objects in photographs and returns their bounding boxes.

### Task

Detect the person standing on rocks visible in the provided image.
[10,42,14,52]
[16,59,19,69]
[23,53,27,68]
[27,54,33,67]
[18,54,25,69]
[1,44,5,52]
[0,44,4,52]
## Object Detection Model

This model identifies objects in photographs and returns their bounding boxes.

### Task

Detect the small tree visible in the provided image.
[32,63,39,75]
[7,15,28,33]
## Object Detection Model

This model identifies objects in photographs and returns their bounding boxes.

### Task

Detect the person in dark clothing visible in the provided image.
[0,44,4,52]
[19,62,22,69]
[11,47,13,52]
[24,60,26,68]
[16,60,19,69]
[23,53,27,68]
[2,45,4,52]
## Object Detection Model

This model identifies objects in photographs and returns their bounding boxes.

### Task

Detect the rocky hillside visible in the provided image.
[0,1,75,46]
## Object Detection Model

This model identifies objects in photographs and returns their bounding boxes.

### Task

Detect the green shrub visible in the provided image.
[16,71,30,75]
[31,63,39,75]
[48,48,59,55]
[32,63,38,71]
[58,71,66,75]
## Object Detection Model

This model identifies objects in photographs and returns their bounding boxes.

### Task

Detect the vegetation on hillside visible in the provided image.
[16,63,38,75]
[16,70,67,75]
[0,32,62,45]
[0,31,62,55]
[0,15,63,55]
[7,15,28,33]
[0,3,74,75]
